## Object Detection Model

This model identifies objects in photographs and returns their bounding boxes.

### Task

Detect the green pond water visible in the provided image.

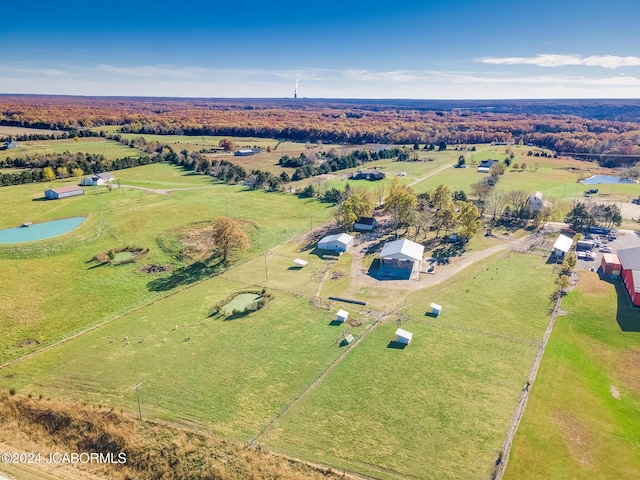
[0,217,86,244]
[222,294,262,314]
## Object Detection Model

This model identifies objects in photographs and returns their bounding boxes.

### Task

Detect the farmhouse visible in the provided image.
[601,253,621,277]
[353,217,378,231]
[317,233,354,253]
[395,328,413,345]
[552,234,573,259]
[616,247,640,307]
[80,172,115,186]
[479,159,497,168]
[44,185,84,200]
[379,238,424,279]
[1,140,18,150]
[527,191,552,212]
[350,169,385,181]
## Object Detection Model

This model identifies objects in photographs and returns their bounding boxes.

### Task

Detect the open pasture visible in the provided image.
[0,125,62,137]
[0,284,347,441]
[0,163,334,364]
[261,253,558,480]
[0,138,143,161]
[505,272,640,480]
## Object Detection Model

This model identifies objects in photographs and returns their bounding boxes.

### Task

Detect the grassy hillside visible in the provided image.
[505,272,640,480]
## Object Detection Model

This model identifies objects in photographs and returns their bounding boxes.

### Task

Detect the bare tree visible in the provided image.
[487,190,507,220]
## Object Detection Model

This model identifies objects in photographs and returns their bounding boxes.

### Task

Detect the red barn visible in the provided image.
[617,247,640,307]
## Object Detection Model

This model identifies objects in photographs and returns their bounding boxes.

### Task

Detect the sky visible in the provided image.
[1,0,640,99]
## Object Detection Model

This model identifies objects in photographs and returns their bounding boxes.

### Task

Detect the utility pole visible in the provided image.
[133,383,142,420]
[264,251,269,281]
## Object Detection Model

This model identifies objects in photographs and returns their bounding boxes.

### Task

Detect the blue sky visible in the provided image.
[1,0,640,98]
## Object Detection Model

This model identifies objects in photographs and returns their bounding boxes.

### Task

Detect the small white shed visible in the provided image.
[336,309,349,323]
[293,258,308,267]
[552,234,573,258]
[342,333,355,345]
[395,328,413,345]
[430,302,442,316]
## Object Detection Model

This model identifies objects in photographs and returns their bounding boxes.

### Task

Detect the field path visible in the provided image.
[407,161,454,187]
[121,184,229,195]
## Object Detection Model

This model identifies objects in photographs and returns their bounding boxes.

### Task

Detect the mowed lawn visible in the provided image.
[0,281,346,441]
[262,253,558,480]
[0,164,334,364]
[505,272,640,480]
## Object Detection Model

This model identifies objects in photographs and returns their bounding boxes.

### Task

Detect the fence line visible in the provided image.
[492,293,563,479]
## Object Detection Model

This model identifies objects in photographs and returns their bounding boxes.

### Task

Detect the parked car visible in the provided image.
[585,251,595,260]
[599,246,612,253]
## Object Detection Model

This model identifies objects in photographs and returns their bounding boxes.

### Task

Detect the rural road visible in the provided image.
[408,162,454,187]
[121,184,229,196]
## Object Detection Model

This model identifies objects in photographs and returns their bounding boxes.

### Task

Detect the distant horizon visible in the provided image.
[2,93,640,103]
[2,1,640,100]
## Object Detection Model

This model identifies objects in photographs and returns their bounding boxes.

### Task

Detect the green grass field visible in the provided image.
[0,163,334,365]
[0,138,144,161]
[505,272,640,480]
[261,253,558,480]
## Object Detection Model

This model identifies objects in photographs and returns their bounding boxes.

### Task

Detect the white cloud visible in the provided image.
[477,54,640,69]
[0,62,639,99]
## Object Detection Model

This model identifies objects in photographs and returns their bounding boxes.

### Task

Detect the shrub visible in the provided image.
[9,388,16,395]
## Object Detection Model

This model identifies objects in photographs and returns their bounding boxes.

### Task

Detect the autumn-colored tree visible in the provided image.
[56,166,69,178]
[335,188,375,230]
[43,167,56,181]
[555,274,570,293]
[456,201,482,241]
[212,217,251,262]
[219,139,235,151]
[385,178,417,232]
[71,168,84,180]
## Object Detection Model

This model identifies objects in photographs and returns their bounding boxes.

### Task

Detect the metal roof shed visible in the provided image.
[380,239,424,263]
[293,258,308,267]
[318,233,354,252]
[430,303,442,316]
[552,234,573,257]
[336,309,349,323]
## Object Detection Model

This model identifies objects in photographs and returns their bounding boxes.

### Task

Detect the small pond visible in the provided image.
[222,294,262,315]
[0,216,86,244]
[113,251,135,262]
[580,175,638,185]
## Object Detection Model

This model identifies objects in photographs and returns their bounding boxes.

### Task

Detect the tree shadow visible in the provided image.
[386,341,408,349]
[432,242,466,264]
[147,256,224,292]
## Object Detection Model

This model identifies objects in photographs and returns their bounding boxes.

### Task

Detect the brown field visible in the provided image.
[0,125,61,137]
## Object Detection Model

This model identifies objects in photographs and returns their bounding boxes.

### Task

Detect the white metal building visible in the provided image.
[318,233,354,253]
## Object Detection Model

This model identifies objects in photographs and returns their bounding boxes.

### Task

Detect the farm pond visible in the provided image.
[0,216,86,244]
[580,175,638,185]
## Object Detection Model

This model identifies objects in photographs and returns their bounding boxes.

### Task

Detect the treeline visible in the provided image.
[0,151,163,187]
[280,148,401,181]
[3,96,640,166]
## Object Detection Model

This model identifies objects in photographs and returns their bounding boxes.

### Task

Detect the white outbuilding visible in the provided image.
[318,233,354,253]
[336,309,349,323]
[552,234,573,259]
[430,302,442,316]
[293,258,308,267]
[379,238,424,279]
[395,328,413,345]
